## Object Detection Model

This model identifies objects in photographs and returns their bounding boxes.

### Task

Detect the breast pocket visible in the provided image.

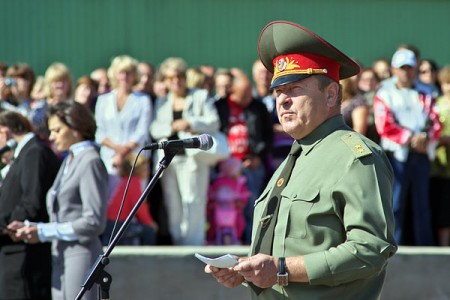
[253,187,272,214]
[251,187,273,234]
[284,188,319,239]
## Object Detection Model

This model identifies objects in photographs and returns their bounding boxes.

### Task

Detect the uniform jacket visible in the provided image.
[250,116,397,300]
[0,135,60,300]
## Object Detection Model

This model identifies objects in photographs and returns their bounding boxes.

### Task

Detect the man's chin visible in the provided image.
[282,125,299,139]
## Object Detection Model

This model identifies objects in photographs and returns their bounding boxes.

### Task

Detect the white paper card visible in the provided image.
[194,253,238,268]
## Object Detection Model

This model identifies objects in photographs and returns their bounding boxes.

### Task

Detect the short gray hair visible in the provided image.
[315,75,342,104]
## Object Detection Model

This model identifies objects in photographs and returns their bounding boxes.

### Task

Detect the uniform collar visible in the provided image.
[297,115,346,155]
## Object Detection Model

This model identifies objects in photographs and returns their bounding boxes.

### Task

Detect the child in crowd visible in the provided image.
[207,157,250,245]
[103,153,158,245]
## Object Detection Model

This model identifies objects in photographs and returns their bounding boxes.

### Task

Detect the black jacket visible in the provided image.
[215,97,273,159]
[0,136,60,300]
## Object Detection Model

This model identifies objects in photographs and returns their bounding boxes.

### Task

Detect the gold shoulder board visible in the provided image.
[341,133,372,159]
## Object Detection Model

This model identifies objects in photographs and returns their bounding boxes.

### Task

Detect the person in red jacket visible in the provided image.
[103,153,158,245]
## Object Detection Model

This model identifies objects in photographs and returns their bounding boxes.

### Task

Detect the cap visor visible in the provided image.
[270,74,310,89]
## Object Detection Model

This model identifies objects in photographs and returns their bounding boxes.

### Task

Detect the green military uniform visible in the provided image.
[238,20,398,299]
[249,116,396,299]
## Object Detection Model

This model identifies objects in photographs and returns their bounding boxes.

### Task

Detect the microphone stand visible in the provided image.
[75,149,178,300]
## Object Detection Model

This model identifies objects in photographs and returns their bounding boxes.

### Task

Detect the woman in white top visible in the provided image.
[94,55,152,192]
[150,57,220,245]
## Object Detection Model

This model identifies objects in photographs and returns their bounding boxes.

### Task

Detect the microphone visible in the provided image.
[0,139,17,156]
[143,134,214,151]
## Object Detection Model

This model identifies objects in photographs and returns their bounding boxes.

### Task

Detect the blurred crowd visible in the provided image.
[0,43,449,250]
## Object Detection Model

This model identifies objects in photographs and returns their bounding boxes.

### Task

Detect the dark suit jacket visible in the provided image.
[0,135,60,300]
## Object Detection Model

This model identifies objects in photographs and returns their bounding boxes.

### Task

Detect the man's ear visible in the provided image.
[325,82,339,107]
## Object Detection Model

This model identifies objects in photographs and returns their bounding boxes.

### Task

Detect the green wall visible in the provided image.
[1,0,449,80]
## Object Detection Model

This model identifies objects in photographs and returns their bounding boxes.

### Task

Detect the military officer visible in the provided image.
[205,20,397,299]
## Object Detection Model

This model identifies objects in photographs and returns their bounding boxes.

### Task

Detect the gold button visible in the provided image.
[277,178,284,187]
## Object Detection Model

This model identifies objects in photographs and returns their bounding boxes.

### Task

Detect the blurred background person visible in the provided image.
[134,61,155,99]
[340,77,369,135]
[186,67,206,89]
[0,111,60,300]
[252,57,291,171]
[152,71,168,100]
[396,44,438,99]
[12,101,108,300]
[0,64,48,135]
[0,75,12,102]
[255,57,294,171]
[0,62,7,78]
[31,75,47,101]
[207,157,250,245]
[358,67,381,95]
[29,75,50,138]
[35,62,74,139]
[260,88,293,171]
[74,75,98,112]
[0,63,36,114]
[44,62,73,106]
[357,67,381,143]
[251,58,272,101]
[104,153,158,246]
[374,48,441,246]
[147,69,168,245]
[200,64,216,97]
[215,67,273,244]
[372,58,392,82]
[95,55,152,197]
[90,67,111,95]
[213,68,232,101]
[430,66,450,246]
[150,57,220,245]
[418,59,441,96]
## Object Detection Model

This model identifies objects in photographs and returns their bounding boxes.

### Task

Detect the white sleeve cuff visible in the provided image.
[37,222,78,242]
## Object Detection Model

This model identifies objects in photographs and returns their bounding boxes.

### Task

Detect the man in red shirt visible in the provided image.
[215,68,273,244]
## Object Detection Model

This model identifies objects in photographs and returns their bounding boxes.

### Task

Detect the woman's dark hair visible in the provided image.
[47,100,96,141]
[420,59,439,72]
[0,110,33,134]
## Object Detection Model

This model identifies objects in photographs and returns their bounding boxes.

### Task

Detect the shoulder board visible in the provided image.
[340,133,372,159]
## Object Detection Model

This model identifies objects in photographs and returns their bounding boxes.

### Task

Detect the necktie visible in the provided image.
[248,141,302,294]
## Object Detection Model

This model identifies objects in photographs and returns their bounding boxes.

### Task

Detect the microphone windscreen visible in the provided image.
[198,134,214,151]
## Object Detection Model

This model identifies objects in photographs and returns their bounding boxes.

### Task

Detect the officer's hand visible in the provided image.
[234,253,278,288]
[205,264,244,288]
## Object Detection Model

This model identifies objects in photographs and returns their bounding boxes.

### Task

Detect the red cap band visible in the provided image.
[272,53,341,84]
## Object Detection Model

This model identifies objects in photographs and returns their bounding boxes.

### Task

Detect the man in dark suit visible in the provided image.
[0,111,60,300]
